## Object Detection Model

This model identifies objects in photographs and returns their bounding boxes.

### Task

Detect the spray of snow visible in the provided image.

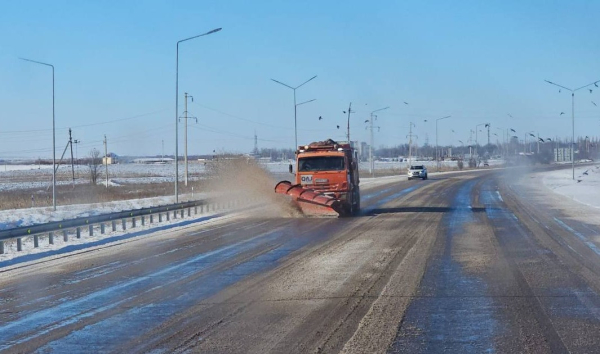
[204,158,302,217]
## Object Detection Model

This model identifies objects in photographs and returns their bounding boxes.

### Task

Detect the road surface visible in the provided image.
[2,168,600,353]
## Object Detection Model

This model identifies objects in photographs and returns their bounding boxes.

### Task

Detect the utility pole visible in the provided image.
[181,92,197,187]
[104,135,109,189]
[345,102,354,141]
[407,122,417,165]
[162,139,164,163]
[69,128,75,188]
[73,139,80,178]
[369,112,374,174]
[253,130,258,155]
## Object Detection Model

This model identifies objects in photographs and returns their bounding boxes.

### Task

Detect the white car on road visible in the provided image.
[407,165,428,180]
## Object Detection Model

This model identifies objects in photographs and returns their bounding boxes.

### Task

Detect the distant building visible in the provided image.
[102,152,118,165]
[102,156,115,165]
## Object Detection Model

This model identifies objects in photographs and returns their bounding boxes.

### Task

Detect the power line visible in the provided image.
[0,107,171,135]
[191,101,327,133]
[189,123,286,143]
[0,124,174,155]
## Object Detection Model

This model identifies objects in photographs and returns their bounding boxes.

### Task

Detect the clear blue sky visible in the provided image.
[1,0,599,158]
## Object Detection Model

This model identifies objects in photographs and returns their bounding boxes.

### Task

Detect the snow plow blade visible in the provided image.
[275,181,345,217]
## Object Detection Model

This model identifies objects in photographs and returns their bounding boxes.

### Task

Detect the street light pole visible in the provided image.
[20,57,56,210]
[295,98,316,147]
[175,27,222,203]
[368,106,389,175]
[475,123,487,159]
[271,75,317,150]
[435,115,451,171]
[545,78,600,180]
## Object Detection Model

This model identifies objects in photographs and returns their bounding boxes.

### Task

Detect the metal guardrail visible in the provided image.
[0,199,240,255]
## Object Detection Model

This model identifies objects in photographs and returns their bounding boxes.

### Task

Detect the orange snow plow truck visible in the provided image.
[275,139,360,217]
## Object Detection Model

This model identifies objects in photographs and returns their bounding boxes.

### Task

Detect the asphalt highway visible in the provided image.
[2,168,600,353]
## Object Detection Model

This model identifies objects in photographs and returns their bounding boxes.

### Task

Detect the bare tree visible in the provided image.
[88,148,102,185]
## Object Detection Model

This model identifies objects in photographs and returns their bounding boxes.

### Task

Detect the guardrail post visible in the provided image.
[89,224,94,236]
[132,217,136,228]
[159,213,163,222]
[112,220,116,232]
[76,227,81,238]
[200,205,204,214]
[101,223,105,234]
[34,235,39,247]
[0,241,4,254]
[195,206,197,215]
[122,219,126,230]
[17,238,22,252]
[173,210,177,219]
[166,212,170,221]
[141,216,145,226]
[188,208,191,217]
[63,230,68,242]
[49,232,54,244]
[150,214,153,223]
[181,209,184,218]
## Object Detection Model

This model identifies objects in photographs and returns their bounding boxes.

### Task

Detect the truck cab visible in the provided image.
[294,140,360,214]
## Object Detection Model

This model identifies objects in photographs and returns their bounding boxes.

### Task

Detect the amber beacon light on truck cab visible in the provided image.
[275,139,360,217]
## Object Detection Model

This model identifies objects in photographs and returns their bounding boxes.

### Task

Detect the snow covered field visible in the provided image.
[0,163,207,191]
[0,164,53,172]
[541,164,600,209]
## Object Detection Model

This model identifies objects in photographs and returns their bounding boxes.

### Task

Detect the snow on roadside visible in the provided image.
[0,192,207,231]
[0,209,231,264]
[541,164,600,209]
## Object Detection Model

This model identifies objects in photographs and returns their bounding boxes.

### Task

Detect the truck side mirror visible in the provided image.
[289,164,293,174]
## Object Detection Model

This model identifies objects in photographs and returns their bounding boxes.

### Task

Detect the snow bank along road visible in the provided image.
[3,167,600,353]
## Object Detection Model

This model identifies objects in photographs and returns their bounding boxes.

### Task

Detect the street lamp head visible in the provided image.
[205,28,222,35]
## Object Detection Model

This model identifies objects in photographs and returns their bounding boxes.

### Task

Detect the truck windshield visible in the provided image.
[298,156,345,172]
